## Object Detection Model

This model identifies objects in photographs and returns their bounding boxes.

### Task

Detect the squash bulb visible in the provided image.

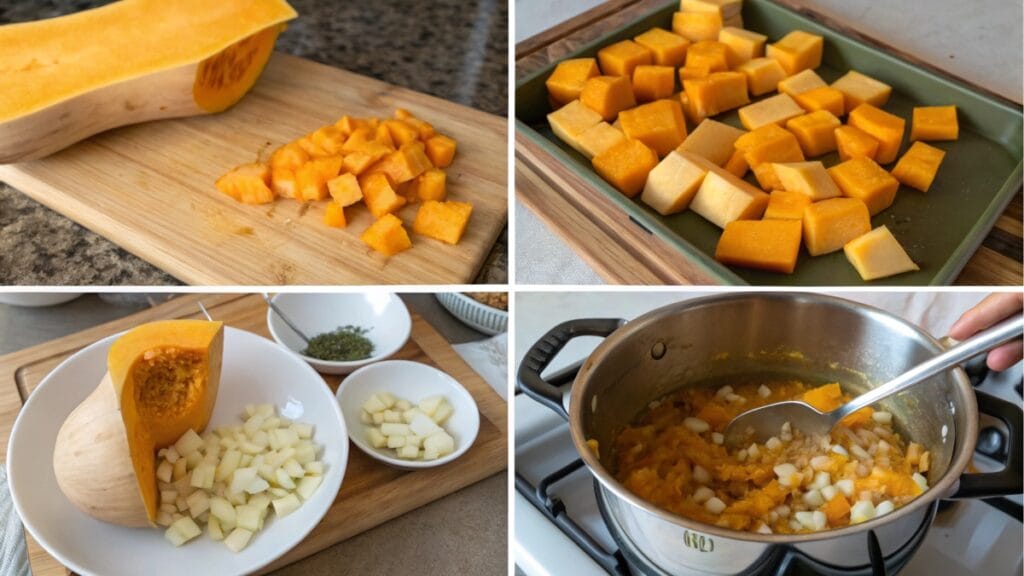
[53,320,224,526]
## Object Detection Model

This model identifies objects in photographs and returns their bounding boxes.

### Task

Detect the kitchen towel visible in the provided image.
[453,332,508,400]
[0,466,30,576]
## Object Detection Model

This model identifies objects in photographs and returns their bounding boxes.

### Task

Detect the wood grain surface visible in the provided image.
[0,54,508,286]
[0,294,508,576]
[515,0,1023,286]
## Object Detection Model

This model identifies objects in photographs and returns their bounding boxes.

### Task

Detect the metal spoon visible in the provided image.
[261,293,311,345]
[724,315,1024,447]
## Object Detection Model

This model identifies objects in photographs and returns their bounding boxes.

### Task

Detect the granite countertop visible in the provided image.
[0,0,508,285]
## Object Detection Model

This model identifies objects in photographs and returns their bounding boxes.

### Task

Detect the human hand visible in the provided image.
[948,292,1024,371]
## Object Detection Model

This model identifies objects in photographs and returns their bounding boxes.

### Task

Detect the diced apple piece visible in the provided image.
[423,432,456,457]
[398,444,421,459]
[291,423,314,439]
[297,476,323,501]
[367,427,387,448]
[394,399,412,411]
[409,413,442,437]
[378,392,397,408]
[223,528,254,553]
[293,442,317,464]
[208,516,224,541]
[372,412,385,425]
[272,493,302,517]
[274,468,296,490]
[174,429,204,458]
[157,459,173,483]
[362,394,388,414]
[844,226,919,281]
[431,402,454,425]
[230,467,258,495]
[245,477,270,494]
[305,461,325,475]
[210,497,236,526]
[283,459,305,478]
[164,517,202,547]
[387,435,408,449]
[380,423,411,437]
[186,490,210,518]
[235,504,261,532]
[191,462,216,490]
[382,409,401,423]
[418,395,444,416]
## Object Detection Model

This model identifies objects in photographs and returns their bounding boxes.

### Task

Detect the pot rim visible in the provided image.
[568,292,978,544]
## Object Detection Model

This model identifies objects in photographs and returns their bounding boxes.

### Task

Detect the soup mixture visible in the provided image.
[611,381,931,534]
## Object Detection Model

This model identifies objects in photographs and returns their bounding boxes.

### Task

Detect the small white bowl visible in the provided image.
[336,360,480,470]
[267,293,411,375]
[436,292,507,335]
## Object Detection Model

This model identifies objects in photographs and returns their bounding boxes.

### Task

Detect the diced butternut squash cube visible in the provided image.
[678,65,711,82]
[369,142,434,185]
[763,189,811,220]
[675,118,746,166]
[341,128,389,156]
[360,213,411,256]
[577,122,626,159]
[327,172,363,207]
[400,116,435,141]
[685,40,730,72]
[843,225,919,280]
[580,75,637,121]
[296,135,329,158]
[802,197,871,256]
[911,106,958,141]
[773,161,841,201]
[592,139,659,197]
[777,69,827,97]
[424,135,457,168]
[597,40,653,77]
[785,110,841,157]
[737,93,804,130]
[736,57,787,97]
[835,125,880,161]
[683,71,749,122]
[323,201,346,228]
[414,168,447,202]
[735,123,805,169]
[689,167,770,228]
[890,141,946,192]
[831,71,892,114]
[548,99,603,152]
[270,142,310,172]
[546,58,601,106]
[296,161,327,201]
[216,163,275,204]
[618,99,689,157]
[672,11,723,42]
[374,124,396,150]
[793,86,845,117]
[335,115,370,135]
[724,148,749,177]
[640,151,711,215]
[766,31,823,75]
[632,65,676,102]
[718,27,767,67]
[360,172,407,218]
[681,0,742,18]
[752,163,783,190]
[827,156,899,215]
[270,168,298,200]
[384,119,421,147]
[847,104,905,164]
[312,156,344,182]
[343,150,386,176]
[413,200,473,245]
[634,28,690,67]
[715,219,802,273]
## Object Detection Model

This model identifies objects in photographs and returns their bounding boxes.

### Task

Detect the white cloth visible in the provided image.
[454,333,508,400]
[0,466,30,576]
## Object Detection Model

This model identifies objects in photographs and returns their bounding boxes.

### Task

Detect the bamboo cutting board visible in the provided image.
[0,54,507,285]
[0,294,508,575]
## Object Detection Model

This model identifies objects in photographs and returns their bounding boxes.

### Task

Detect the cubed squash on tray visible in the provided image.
[672,11,723,42]
[793,87,845,117]
[777,69,827,97]
[890,141,946,192]
[685,40,730,72]
[577,122,626,159]
[581,75,637,121]
[831,70,892,114]
[413,200,473,245]
[735,123,805,189]
[632,65,677,102]
[715,219,802,273]
[847,104,905,164]
[641,151,711,215]
[718,26,767,67]
[361,213,412,256]
[763,189,811,221]
[738,93,804,130]
[546,58,601,106]
[689,166,770,228]
[773,161,841,201]
[675,119,746,166]
[844,225,919,280]
[911,106,959,142]
[802,197,871,256]
[827,156,899,215]
[684,72,749,123]
[785,110,841,157]
[548,99,603,152]
[618,99,688,157]
[592,138,659,197]
[766,30,823,75]
[634,27,690,67]
[834,125,880,161]
[736,57,788,97]
[682,0,743,18]
[597,40,653,77]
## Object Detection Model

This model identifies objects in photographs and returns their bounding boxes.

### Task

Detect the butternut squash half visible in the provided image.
[53,320,224,526]
[0,0,297,162]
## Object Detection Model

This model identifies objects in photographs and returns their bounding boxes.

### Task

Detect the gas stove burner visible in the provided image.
[594,482,938,576]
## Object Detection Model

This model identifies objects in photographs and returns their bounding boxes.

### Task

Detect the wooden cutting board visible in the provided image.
[0,294,508,575]
[0,54,507,285]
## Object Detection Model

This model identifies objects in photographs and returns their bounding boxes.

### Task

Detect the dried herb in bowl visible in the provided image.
[302,325,374,361]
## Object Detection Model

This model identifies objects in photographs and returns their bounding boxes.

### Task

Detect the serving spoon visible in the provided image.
[724,315,1024,447]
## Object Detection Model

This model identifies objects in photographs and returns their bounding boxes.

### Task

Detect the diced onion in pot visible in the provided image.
[835,479,855,498]
[872,411,893,424]
[875,500,895,517]
[693,465,712,485]
[773,463,799,486]
[821,485,839,502]
[758,385,771,398]
[704,497,726,515]
[756,523,773,534]
[830,444,849,457]
[693,486,715,504]
[850,500,876,524]
[765,436,782,451]
[711,432,724,445]
[802,489,825,508]
[684,417,710,433]
[912,472,929,492]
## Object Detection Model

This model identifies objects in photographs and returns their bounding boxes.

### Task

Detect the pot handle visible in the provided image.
[951,390,1023,498]
[518,318,626,418]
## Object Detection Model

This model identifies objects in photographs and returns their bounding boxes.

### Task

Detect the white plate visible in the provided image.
[336,360,480,470]
[6,327,348,576]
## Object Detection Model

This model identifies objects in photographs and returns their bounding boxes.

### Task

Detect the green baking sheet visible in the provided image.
[515,0,1023,285]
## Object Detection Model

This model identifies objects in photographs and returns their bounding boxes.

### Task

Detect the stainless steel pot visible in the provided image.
[519,293,1023,575]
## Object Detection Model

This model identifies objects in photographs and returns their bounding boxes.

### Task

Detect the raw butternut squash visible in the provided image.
[827,156,899,215]
[361,213,412,256]
[911,106,959,142]
[618,99,689,157]
[844,225,919,281]
[891,141,946,192]
[632,66,677,102]
[765,30,823,76]
[785,110,841,157]
[715,219,802,273]
[597,40,653,77]
[718,27,767,67]
[847,104,906,164]
[413,200,473,245]
[634,28,690,67]
[0,0,297,162]
[592,138,659,197]
[545,58,601,107]
[802,197,871,256]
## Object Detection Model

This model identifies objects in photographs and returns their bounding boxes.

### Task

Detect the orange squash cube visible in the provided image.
[374,124,396,150]
[334,115,363,135]
[724,148,749,177]
[737,93,804,130]
[718,26,767,67]
[685,40,730,72]
[413,168,447,202]
[763,189,812,220]
[675,118,746,166]
[678,65,711,82]
[323,201,347,228]
[785,110,841,157]
[827,156,899,215]
[546,58,601,106]
[765,30,823,75]
[327,172,363,207]
[715,219,802,273]
[672,11,722,42]
[296,161,328,201]
[577,122,626,159]
[400,116,436,141]
[580,75,637,121]
[340,128,376,154]
[632,65,676,102]
[424,134,457,168]
[296,135,329,158]
[618,99,689,157]
[777,69,827,97]
[384,119,421,147]
[735,123,805,174]
[343,150,386,176]
[312,156,344,182]
[773,161,842,201]
[802,197,871,256]
[360,172,407,218]
[634,28,690,67]
[369,141,433,185]
[413,200,473,245]
[752,163,784,191]
[592,138,659,197]
[689,168,770,228]
[793,87,845,117]
[361,213,412,256]
[216,162,275,204]
[847,104,905,164]
[597,40,653,77]
[843,225,919,281]
[831,70,892,114]
[890,141,946,192]
[270,142,310,172]
[911,106,959,141]
[548,99,604,152]
[683,71,749,122]
[834,125,880,161]
[682,0,743,17]
[270,168,298,200]
[735,57,787,96]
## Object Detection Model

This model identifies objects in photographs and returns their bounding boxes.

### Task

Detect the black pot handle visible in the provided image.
[517,318,625,419]
[952,390,1024,498]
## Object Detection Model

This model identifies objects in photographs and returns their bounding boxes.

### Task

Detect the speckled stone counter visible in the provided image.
[0,0,508,285]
